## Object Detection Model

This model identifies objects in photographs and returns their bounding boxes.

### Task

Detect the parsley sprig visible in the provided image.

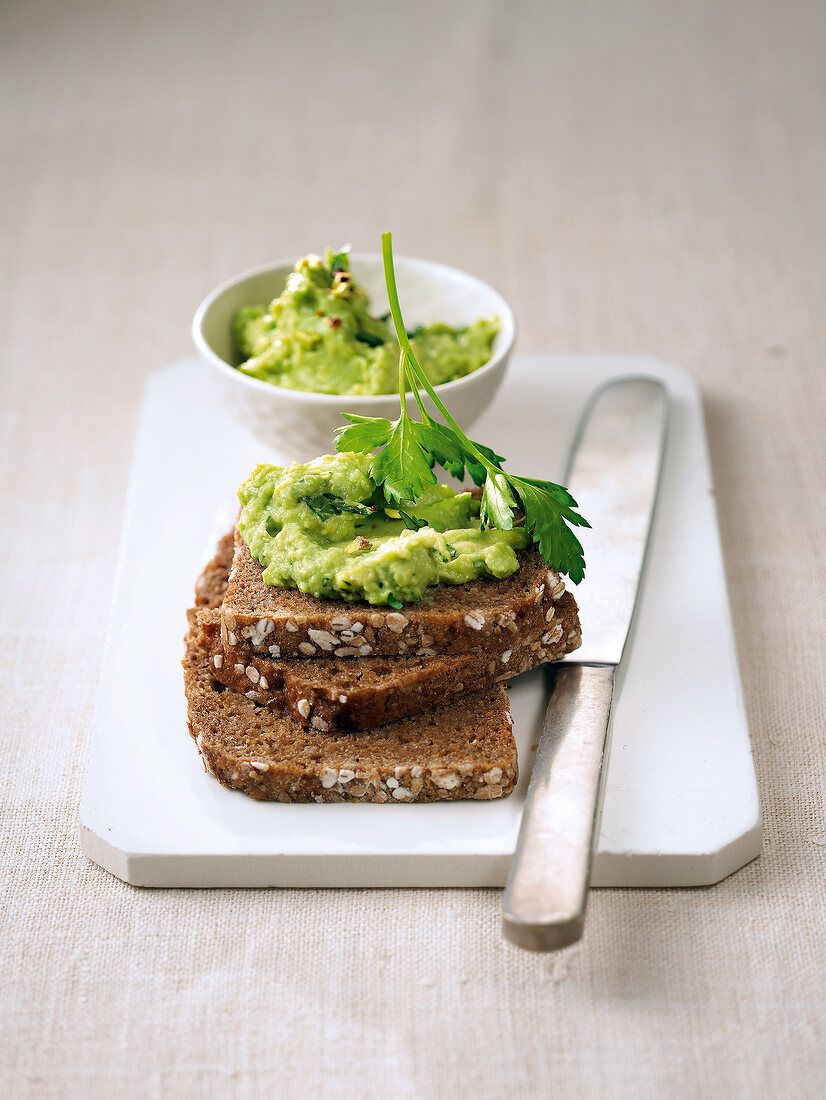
[334,233,589,582]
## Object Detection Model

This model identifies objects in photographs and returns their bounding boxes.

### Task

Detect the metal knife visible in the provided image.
[502,377,669,951]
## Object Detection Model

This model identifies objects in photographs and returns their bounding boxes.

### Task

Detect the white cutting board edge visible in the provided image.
[79,354,762,888]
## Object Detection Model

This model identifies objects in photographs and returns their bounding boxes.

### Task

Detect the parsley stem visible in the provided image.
[397,347,406,410]
[381,232,494,474]
[399,348,429,419]
[407,353,490,465]
[411,376,428,418]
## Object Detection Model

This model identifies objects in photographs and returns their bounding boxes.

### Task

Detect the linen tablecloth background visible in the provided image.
[3,1,824,1096]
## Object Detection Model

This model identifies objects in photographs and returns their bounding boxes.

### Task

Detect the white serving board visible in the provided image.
[80,355,761,888]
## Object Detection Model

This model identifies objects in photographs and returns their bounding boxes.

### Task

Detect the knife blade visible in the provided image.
[502,377,668,951]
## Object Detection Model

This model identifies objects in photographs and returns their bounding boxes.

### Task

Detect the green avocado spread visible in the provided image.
[232,249,499,396]
[237,452,530,606]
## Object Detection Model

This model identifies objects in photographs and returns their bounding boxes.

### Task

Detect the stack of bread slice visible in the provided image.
[183,530,582,803]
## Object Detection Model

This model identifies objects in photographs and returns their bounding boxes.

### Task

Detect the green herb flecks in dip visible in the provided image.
[237,453,530,606]
[232,249,498,396]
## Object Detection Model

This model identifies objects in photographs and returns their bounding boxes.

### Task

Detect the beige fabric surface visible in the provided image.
[2,1,825,1096]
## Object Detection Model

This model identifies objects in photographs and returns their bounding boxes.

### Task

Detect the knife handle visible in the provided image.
[502,664,615,951]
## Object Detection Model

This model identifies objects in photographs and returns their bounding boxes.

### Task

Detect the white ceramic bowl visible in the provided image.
[192,253,515,461]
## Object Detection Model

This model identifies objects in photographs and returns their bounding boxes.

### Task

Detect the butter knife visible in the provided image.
[502,377,669,951]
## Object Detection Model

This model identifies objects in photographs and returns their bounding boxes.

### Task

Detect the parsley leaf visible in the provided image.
[370,416,436,505]
[303,494,376,520]
[398,509,427,530]
[335,414,394,453]
[416,418,468,481]
[419,417,505,486]
[510,477,588,584]
[481,470,517,530]
[355,331,386,348]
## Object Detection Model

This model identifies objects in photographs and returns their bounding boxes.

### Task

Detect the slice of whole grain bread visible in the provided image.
[200,597,579,730]
[195,533,581,731]
[220,528,572,658]
[183,609,519,803]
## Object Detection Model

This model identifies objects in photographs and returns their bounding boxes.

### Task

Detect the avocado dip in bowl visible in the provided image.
[193,250,515,461]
